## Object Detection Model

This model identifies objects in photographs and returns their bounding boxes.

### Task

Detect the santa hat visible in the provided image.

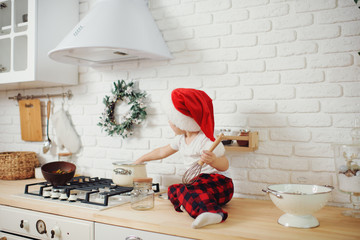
[162,88,215,141]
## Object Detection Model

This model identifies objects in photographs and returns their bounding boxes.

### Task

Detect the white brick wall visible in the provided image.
[0,0,360,207]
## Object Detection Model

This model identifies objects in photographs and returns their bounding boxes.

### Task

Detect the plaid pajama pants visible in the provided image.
[167,173,234,221]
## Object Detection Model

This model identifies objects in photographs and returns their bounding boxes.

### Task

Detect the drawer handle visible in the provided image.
[125,236,142,240]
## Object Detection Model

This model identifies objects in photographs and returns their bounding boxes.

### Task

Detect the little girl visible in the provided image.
[135,88,234,229]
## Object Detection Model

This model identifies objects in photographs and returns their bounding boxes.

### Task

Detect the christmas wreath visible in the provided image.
[98,80,147,138]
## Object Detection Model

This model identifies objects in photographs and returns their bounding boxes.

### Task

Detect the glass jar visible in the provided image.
[333,119,360,218]
[237,129,250,147]
[219,129,233,145]
[131,178,154,211]
[334,144,360,218]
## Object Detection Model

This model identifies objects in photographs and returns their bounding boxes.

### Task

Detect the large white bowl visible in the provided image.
[263,184,333,228]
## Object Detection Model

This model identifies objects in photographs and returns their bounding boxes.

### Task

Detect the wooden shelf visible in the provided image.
[219,131,258,152]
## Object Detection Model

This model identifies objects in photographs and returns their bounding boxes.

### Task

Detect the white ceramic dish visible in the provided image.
[263,184,333,228]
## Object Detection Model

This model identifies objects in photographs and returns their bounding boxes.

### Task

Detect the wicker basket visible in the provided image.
[0,152,40,180]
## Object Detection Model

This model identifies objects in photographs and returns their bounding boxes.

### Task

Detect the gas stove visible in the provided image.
[20,176,136,210]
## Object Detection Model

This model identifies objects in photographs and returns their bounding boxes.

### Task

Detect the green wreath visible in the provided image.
[98,80,147,138]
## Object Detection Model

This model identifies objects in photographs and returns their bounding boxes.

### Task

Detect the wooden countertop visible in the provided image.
[1,179,359,240]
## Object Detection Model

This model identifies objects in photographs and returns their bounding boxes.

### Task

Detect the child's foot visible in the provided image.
[191,212,222,229]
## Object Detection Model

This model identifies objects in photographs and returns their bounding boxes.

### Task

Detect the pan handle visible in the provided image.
[152,183,160,193]
[262,189,283,199]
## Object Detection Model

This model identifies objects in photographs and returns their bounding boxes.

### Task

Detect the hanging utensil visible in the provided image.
[43,100,52,153]
[182,133,224,186]
[19,99,43,141]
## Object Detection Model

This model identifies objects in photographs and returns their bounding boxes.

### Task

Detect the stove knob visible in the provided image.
[51,226,61,239]
[20,220,29,230]
[36,220,47,234]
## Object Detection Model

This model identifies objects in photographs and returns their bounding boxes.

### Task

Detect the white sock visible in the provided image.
[180,205,186,212]
[191,212,222,229]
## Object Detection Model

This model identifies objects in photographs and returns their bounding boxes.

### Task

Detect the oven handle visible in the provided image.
[125,236,142,240]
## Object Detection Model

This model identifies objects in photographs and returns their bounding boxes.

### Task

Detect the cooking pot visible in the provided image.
[112,161,147,187]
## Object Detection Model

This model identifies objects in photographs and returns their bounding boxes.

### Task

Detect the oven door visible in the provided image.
[0,205,94,240]
[0,230,37,240]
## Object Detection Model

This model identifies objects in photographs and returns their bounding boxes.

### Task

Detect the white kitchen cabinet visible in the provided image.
[95,222,193,240]
[0,0,78,90]
[0,205,95,240]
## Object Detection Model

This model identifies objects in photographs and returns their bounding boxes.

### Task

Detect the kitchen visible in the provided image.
[1,0,360,239]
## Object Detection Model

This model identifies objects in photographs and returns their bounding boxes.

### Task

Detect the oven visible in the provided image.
[0,176,160,239]
[0,205,94,240]
[0,176,130,239]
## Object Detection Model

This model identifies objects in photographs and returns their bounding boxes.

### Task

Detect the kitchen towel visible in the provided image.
[52,109,81,153]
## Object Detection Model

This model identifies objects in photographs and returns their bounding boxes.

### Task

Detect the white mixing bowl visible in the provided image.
[263,184,333,228]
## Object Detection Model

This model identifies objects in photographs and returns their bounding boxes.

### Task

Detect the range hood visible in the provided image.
[48,0,172,66]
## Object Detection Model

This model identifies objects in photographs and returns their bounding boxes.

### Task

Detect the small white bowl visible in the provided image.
[263,184,333,228]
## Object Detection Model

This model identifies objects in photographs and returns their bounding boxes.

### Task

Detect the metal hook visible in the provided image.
[12,96,19,106]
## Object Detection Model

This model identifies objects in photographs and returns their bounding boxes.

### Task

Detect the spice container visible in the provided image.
[131,178,154,211]
[237,129,250,147]
[219,129,233,145]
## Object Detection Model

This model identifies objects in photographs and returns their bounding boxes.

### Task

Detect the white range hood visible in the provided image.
[48,0,172,66]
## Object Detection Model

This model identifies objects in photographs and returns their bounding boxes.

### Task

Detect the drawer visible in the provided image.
[95,222,192,240]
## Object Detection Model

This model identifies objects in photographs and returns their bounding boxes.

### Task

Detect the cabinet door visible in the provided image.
[95,223,193,240]
[0,0,78,90]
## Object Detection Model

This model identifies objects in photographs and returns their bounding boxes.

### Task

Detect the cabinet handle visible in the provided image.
[50,226,60,238]
[20,220,24,228]
[125,236,142,240]
[20,220,29,230]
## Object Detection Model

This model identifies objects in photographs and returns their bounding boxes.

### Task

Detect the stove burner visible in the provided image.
[24,176,134,207]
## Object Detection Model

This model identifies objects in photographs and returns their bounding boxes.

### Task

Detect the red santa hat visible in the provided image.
[162,88,215,141]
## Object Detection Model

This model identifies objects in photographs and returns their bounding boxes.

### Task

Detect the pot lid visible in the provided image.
[112,161,146,166]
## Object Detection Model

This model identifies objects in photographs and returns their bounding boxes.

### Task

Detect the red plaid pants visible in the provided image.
[167,173,234,221]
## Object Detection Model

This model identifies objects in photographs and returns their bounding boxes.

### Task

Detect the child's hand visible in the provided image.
[134,159,143,164]
[200,150,216,165]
